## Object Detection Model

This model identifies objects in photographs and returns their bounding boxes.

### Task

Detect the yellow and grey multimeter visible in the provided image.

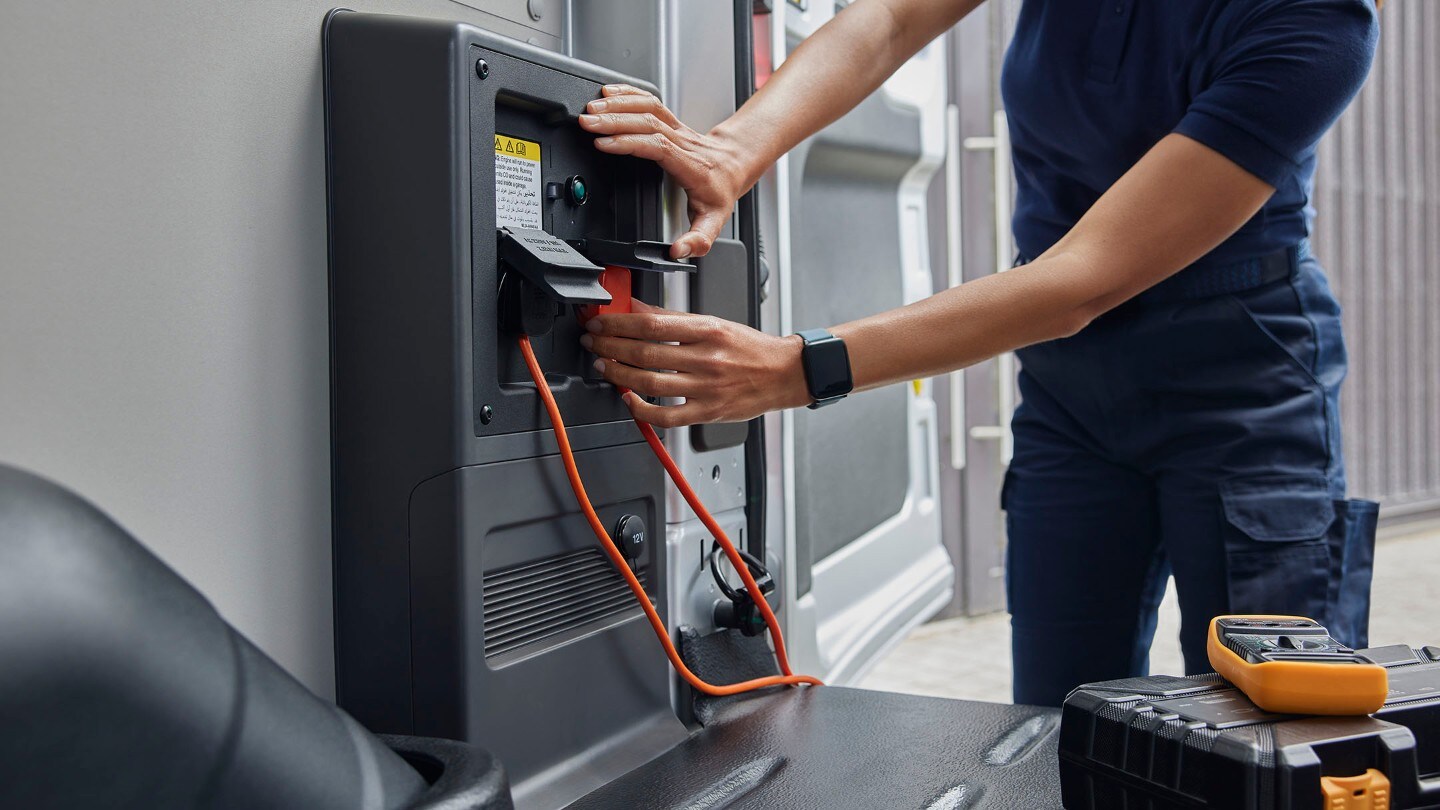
[1207,615,1388,715]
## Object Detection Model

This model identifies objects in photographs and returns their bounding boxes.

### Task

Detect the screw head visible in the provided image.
[475,59,489,80]
[480,404,494,424]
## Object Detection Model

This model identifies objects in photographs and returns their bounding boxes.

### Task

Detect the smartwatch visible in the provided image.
[794,328,853,409]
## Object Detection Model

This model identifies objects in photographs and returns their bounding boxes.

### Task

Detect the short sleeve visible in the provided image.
[1174,0,1379,187]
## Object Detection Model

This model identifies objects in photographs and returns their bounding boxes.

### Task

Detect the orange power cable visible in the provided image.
[518,335,822,695]
[628,408,804,677]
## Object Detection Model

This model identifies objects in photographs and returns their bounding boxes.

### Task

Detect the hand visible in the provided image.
[579,85,751,259]
[580,301,812,427]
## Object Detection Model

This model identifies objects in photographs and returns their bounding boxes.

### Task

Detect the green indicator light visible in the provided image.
[568,175,588,206]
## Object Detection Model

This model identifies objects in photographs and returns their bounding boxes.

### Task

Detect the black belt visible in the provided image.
[1015,241,1306,305]
[1135,241,1307,305]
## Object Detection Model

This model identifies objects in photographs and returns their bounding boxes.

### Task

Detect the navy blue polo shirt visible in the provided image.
[1001,0,1379,268]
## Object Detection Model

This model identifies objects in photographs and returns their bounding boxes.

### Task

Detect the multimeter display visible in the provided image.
[1218,617,1366,663]
[1228,633,1350,656]
[1227,632,1359,659]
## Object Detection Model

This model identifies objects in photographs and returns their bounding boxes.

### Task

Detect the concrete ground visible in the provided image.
[858,524,1440,703]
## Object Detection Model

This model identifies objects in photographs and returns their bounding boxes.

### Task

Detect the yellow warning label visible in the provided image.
[495,133,543,228]
[494,134,541,162]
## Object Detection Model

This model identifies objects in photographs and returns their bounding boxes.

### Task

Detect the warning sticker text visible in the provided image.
[495,134,542,229]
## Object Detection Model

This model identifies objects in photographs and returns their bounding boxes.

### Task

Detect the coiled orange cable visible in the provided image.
[519,335,822,695]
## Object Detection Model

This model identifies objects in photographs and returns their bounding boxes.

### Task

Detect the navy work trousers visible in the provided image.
[1004,255,1379,707]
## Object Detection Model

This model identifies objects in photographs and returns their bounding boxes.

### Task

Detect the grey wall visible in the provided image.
[1313,0,1440,526]
[0,0,558,698]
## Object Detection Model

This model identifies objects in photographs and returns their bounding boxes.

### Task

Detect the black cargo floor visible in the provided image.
[566,686,1062,809]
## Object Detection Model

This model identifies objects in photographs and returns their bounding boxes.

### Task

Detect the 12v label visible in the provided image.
[495,134,542,229]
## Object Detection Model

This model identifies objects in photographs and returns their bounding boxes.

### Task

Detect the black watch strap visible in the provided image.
[795,328,853,409]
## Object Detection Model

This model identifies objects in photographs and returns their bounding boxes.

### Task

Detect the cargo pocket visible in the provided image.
[1331,498,1379,648]
[1220,475,1337,622]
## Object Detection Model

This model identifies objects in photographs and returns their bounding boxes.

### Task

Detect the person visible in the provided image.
[575,0,1381,707]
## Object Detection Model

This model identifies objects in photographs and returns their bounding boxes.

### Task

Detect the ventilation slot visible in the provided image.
[482,547,648,661]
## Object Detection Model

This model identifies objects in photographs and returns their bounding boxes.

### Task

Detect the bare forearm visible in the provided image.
[832,253,1093,390]
[714,0,982,188]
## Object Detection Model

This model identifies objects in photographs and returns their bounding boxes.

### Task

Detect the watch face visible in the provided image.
[803,337,853,400]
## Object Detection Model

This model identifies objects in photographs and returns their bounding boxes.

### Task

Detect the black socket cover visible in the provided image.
[613,514,647,560]
[497,227,609,304]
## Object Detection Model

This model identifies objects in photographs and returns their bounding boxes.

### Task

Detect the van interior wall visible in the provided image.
[0,1,557,699]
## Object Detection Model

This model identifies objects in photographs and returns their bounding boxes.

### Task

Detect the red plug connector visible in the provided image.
[578,266,633,323]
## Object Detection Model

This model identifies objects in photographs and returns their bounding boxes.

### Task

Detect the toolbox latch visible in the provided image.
[1321,769,1390,810]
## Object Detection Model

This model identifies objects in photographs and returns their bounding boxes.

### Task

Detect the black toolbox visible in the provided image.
[1059,644,1440,809]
